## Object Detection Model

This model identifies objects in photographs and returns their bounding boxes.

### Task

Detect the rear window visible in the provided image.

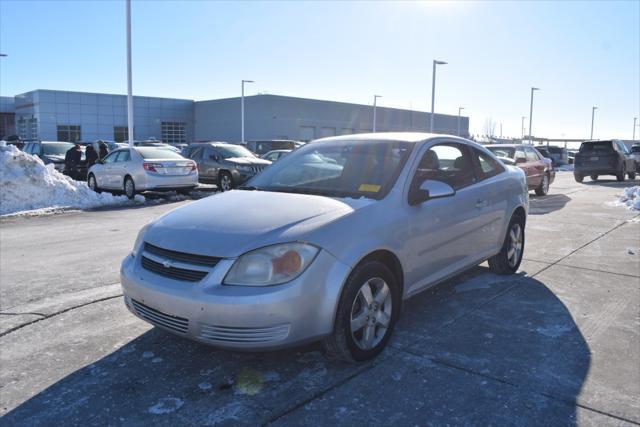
[579,141,613,153]
[136,147,184,160]
[43,142,74,155]
[546,146,564,154]
[486,147,515,159]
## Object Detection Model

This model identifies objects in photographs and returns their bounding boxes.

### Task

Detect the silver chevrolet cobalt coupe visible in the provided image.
[121,133,528,362]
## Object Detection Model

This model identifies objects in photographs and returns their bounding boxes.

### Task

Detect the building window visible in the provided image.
[57,125,81,142]
[29,118,38,140]
[299,126,315,141]
[114,126,129,142]
[18,116,38,140]
[340,128,354,135]
[17,117,27,140]
[161,121,186,144]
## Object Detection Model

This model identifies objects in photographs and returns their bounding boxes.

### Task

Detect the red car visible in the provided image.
[486,144,555,196]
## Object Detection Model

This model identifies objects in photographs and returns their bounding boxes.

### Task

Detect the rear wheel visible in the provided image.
[322,261,399,362]
[628,172,636,180]
[574,173,584,183]
[488,214,525,275]
[590,174,598,181]
[218,171,234,192]
[87,174,101,193]
[124,176,136,199]
[535,174,549,196]
[616,164,626,182]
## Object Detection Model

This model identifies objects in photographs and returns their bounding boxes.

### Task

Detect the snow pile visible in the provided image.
[615,186,640,211]
[0,144,143,216]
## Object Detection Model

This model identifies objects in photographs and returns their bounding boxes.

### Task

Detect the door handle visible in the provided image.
[475,199,488,209]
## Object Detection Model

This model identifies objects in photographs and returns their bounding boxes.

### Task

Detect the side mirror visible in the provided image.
[408,179,455,206]
[515,157,527,164]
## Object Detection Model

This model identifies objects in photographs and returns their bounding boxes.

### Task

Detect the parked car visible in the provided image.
[134,141,181,153]
[245,140,305,156]
[630,144,640,172]
[121,133,528,362]
[181,141,228,158]
[544,145,569,166]
[87,146,198,198]
[22,141,86,175]
[534,146,553,165]
[486,144,554,196]
[574,140,636,182]
[185,142,271,191]
[261,149,291,162]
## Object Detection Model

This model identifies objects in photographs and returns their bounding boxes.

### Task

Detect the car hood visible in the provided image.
[43,154,65,163]
[224,157,271,166]
[143,190,374,258]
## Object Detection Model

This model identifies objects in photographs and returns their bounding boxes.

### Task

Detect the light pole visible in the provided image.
[430,60,447,133]
[125,0,134,147]
[590,106,598,140]
[521,116,526,140]
[372,95,382,132]
[528,87,539,145]
[457,107,465,136]
[633,117,638,141]
[241,79,254,144]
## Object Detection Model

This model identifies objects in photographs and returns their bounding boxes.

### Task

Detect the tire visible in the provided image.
[535,174,550,196]
[488,214,525,275]
[628,172,636,180]
[87,174,101,193]
[217,171,234,192]
[322,261,400,363]
[124,176,136,199]
[177,188,192,196]
[590,175,598,181]
[616,164,626,182]
[574,173,584,183]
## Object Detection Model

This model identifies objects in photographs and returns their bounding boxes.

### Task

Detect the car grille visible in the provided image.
[141,256,209,282]
[131,299,189,334]
[199,323,290,344]
[144,242,220,267]
[251,165,266,174]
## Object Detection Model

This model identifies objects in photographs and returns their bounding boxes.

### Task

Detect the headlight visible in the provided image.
[131,224,150,257]
[223,243,319,286]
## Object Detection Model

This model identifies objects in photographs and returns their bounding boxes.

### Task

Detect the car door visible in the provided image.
[111,150,131,188]
[403,141,486,294]
[525,146,543,186]
[98,151,119,188]
[616,141,634,172]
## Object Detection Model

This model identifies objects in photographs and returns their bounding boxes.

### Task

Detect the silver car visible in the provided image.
[121,133,528,361]
[88,147,198,199]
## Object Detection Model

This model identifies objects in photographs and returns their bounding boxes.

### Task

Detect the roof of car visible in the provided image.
[313,132,455,144]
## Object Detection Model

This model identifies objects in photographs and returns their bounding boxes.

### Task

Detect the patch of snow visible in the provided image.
[205,402,243,426]
[151,357,163,363]
[198,382,212,391]
[148,397,184,415]
[613,186,640,211]
[628,248,637,255]
[142,351,154,359]
[0,144,145,216]
[391,372,402,381]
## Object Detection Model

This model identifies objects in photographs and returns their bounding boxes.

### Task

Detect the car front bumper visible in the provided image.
[120,248,352,350]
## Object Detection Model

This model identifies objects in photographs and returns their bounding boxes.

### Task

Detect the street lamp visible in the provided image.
[528,87,540,145]
[457,107,465,136]
[430,60,447,133]
[633,117,638,141]
[521,116,526,140]
[372,95,382,132]
[241,79,254,144]
[125,0,134,147]
[590,106,598,140]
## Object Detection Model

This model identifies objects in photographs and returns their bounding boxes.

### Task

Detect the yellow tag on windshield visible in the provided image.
[358,184,381,193]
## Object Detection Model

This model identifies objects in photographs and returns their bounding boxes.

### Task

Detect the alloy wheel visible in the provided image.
[125,179,134,198]
[88,175,96,190]
[350,277,392,350]
[220,175,231,191]
[542,175,549,193]
[507,223,523,268]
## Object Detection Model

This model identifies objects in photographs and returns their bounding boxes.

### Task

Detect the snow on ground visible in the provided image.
[0,144,144,216]
[614,186,640,211]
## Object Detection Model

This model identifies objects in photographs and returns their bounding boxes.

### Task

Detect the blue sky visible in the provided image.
[1,0,638,139]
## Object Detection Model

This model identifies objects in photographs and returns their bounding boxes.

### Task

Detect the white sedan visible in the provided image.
[87,147,198,198]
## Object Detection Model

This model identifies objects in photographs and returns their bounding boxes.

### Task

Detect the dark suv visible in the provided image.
[245,140,304,156]
[574,140,636,182]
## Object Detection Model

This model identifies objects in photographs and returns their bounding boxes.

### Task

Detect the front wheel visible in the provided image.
[535,174,549,196]
[322,261,399,362]
[87,174,101,193]
[217,171,234,192]
[124,176,136,199]
[617,164,626,182]
[574,173,584,183]
[488,215,525,275]
[590,174,598,181]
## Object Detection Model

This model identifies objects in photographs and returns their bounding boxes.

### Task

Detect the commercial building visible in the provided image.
[1,89,469,143]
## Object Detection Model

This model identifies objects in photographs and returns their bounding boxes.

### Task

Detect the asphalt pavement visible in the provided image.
[1,173,638,426]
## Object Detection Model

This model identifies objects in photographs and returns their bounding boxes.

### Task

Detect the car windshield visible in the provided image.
[43,142,74,155]
[579,141,613,153]
[245,140,412,200]
[487,147,515,159]
[218,145,255,159]
[136,147,185,159]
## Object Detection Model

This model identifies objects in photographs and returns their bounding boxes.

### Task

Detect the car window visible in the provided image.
[525,147,540,162]
[579,141,613,153]
[190,147,203,160]
[116,150,131,162]
[487,147,514,159]
[631,146,640,154]
[103,151,119,164]
[515,148,526,162]
[415,143,476,190]
[473,148,504,180]
[136,147,184,160]
[616,141,630,154]
[265,152,278,161]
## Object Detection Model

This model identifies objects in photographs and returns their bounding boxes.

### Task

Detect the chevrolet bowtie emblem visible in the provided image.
[162,259,173,269]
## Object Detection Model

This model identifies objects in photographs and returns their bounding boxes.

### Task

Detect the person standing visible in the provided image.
[85,144,98,169]
[98,141,109,159]
[64,144,82,179]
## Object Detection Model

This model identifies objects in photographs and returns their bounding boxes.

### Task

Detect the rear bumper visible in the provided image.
[138,172,199,191]
[574,166,617,175]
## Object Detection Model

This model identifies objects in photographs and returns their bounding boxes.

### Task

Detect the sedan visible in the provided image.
[88,147,198,198]
[121,133,528,362]
[486,144,555,196]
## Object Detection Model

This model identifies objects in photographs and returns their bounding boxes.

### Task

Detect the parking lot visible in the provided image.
[0,172,638,425]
